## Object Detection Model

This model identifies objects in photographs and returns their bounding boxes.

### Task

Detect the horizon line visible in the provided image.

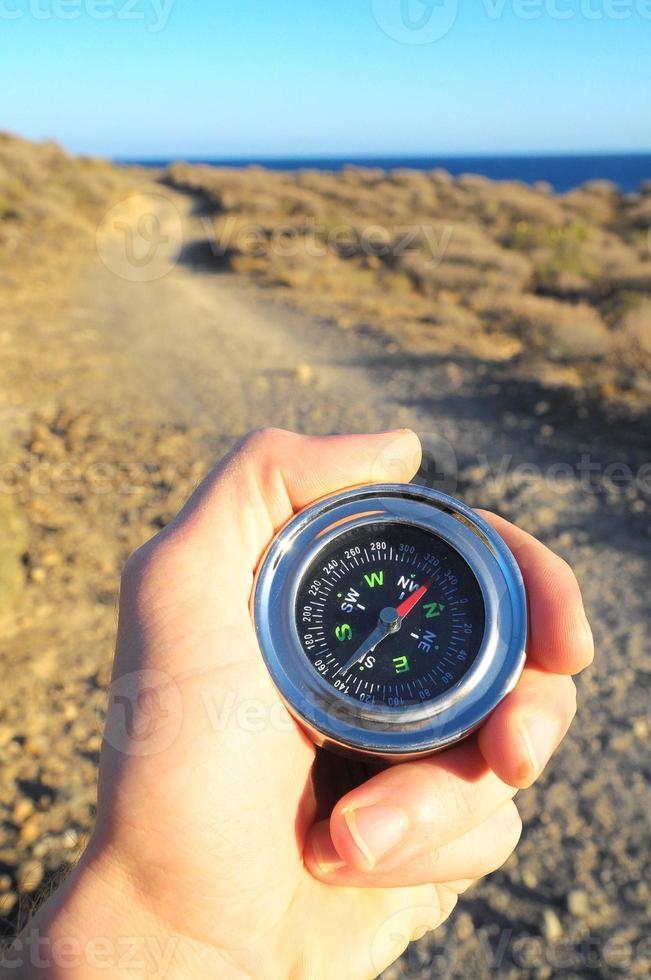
[114,148,651,163]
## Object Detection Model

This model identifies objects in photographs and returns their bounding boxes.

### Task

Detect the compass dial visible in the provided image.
[295,523,485,708]
[252,484,526,758]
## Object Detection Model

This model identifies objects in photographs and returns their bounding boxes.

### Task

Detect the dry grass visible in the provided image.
[165,160,651,403]
[0,132,139,301]
[0,133,141,362]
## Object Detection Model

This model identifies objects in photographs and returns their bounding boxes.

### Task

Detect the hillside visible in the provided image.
[165,161,651,408]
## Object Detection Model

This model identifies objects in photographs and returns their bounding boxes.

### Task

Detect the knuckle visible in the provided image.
[433,764,476,823]
[121,541,156,588]
[120,534,174,598]
[425,843,443,869]
[239,426,293,456]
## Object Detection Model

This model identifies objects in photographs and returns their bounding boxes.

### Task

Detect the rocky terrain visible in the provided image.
[1,134,650,977]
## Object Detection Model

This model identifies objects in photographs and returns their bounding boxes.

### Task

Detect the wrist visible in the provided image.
[0,839,237,979]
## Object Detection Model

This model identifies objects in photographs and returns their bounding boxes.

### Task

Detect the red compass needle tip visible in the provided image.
[395,577,434,619]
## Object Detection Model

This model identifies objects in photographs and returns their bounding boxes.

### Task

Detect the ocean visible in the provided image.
[124,153,651,194]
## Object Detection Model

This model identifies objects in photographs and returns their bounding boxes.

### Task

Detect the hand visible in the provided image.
[14,429,593,979]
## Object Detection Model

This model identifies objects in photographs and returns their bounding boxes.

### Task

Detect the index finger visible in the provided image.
[479,511,594,675]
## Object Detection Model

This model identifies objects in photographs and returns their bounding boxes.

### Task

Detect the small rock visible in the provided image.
[12,798,34,823]
[17,859,44,894]
[455,910,474,940]
[63,702,78,721]
[568,889,590,918]
[19,814,41,845]
[24,734,50,756]
[294,362,313,385]
[543,908,563,942]
[41,549,62,567]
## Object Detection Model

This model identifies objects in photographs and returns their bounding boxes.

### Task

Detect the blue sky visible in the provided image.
[0,0,649,157]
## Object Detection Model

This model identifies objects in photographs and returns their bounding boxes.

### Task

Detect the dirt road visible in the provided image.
[3,183,650,977]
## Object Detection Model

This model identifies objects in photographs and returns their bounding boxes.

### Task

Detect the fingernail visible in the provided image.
[519,711,559,780]
[342,805,408,869]
[580,609,595,664]
[310,833,346,875]
[377,427,415,436]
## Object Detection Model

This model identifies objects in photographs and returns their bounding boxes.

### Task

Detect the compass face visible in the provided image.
[294,522,485,708]
[252,484,526,758]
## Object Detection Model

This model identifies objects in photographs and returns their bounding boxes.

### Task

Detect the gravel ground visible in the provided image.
[1,186,649,977]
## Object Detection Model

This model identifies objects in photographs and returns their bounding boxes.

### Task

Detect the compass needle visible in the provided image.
[335,606,401,676]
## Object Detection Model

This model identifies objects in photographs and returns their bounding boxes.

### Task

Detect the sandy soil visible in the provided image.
[1,182,650,978]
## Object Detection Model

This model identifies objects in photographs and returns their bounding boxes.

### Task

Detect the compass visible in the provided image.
[251,484,526,759]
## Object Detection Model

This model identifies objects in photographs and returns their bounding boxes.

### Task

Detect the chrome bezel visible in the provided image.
[251,484,526,759]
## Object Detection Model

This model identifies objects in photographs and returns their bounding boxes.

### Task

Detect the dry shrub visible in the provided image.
[402,254,485,296]
[604,264,651,293]
[0,131,138,269]
[615,301,651,356]
[418,298,480,331]
[502,220,637,293]
[473,292,611,360]
[462,180,568,229]
[443,226,532,281]
[623,194,651,230]
[563,181,619,225]
[399,223,532,297]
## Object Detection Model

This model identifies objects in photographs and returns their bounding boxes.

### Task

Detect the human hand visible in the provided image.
[17,429,593,979]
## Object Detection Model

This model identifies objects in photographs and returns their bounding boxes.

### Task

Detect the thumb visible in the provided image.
[164,427,422,588]
[116,428,421,678]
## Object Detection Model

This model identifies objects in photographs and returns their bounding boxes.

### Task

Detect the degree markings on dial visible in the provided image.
[299,533,483,705]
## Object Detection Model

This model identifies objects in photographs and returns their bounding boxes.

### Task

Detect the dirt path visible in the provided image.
[5,184,650,977]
